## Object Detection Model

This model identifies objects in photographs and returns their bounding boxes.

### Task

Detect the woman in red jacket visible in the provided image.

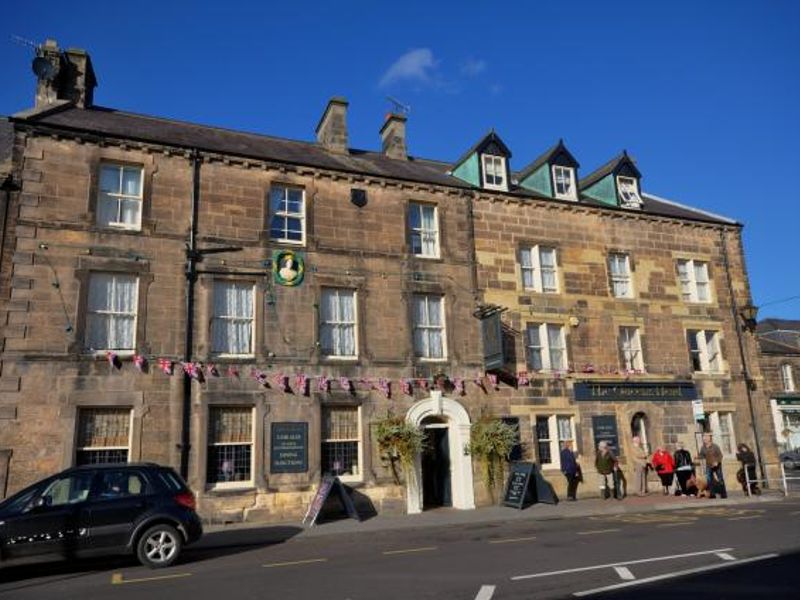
[651,446,675,495]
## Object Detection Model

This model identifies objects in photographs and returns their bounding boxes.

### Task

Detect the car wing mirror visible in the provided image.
[33,495,53,510]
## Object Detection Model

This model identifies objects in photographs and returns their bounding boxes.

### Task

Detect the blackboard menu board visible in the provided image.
[503,462,535,509]
[270,422,308,474]
[592,415,619,453]
[302,476,360,527]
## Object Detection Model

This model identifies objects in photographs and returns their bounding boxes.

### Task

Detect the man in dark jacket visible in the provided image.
[560,440,580,500]
[673,441,695,496]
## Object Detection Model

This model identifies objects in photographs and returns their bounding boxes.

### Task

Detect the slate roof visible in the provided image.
[8,104,737,225]
[0,118,14,180]
[450,130,512,170]
[759,336,800,355]
[578,150,642,190]
[757,319,800,354]
[516,139,579,181]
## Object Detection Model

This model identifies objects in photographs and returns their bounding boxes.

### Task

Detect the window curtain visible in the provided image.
[526,325,542,370]
[420,205,436,256]
[547,324,564,370]
[540,248,557,291]
[87,274,137,350]
[320,289,355,356]
[212,283,253,354]
[520,248,534,289]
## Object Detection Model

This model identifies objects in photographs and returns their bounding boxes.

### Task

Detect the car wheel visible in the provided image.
[136,524,183,568]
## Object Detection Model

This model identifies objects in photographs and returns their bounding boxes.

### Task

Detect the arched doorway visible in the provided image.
[405,392,475,514]
[631,412,650,452]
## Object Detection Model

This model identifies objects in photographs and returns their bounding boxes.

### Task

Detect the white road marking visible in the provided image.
[383,546,437,555]
[489,536,537,544]
[573,553,779,597]
[728,515,762,521]
[511,547,733,580]
[111,572,192,585]
[576,528,621,535]
[716,552,736,561]
[613,566,635,581]
[475,585,496,600]
[263,558,328,568]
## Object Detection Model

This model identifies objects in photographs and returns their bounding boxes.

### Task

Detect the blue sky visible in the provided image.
[3,0,799,318]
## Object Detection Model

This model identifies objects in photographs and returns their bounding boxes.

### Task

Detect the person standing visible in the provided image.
[560,440,580,501]
[651,446,675,495]
[673,442,695,496]
[595,441,621,500]
[699,433,726,499]
[631,436,649,496]
[735,443,760,495]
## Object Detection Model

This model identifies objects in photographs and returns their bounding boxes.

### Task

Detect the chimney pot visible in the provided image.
[33,39,96,109]
[316,97,349,154]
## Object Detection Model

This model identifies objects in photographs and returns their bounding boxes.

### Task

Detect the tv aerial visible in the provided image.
[386,96,411,116]
[10,35,60,81]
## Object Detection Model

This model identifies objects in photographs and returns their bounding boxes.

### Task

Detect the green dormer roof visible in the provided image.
[517,139,580,197]
[451,130,511,187]
[579,151,641,207]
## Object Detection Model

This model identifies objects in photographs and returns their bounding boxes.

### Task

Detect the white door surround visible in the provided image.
[405,392,475,514]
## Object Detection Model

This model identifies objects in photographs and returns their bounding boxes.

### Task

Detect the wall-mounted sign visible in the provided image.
[592,415,620,453]
[692,399,705,421]
[270,422,308,473]
[574,381,696,402]
[273,250,305,287]
[481,311,504,370]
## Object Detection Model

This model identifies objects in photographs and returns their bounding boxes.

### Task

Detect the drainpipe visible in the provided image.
[719,227,766,484]
[180,150,201,480]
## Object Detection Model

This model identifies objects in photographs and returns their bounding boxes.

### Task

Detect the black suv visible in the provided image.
[0,463,202,568]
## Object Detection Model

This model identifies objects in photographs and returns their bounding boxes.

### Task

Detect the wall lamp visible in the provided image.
[740,303,759,333]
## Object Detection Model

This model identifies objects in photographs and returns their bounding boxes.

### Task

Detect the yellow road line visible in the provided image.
[383,546,437,555]
[657,522,695,528]
[489,536,537,544]
[728,515,763,521]
[111,572,192,585]
[577,529,621,535]
[263,558,328,568]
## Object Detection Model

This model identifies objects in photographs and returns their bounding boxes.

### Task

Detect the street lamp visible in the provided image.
[740,303,759,333]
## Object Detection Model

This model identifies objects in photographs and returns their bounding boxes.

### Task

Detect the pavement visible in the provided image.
[205,486,787,539]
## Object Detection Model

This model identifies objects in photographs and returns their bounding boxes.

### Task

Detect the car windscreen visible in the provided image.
[156,469,188,492]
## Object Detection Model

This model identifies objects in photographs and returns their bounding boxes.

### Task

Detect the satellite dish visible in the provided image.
[32,56,58,81]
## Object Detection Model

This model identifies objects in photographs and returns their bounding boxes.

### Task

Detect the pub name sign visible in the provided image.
[574,381,697,402]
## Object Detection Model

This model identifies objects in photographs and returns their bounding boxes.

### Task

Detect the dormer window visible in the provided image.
[482,154,507,191]
[552,166,576,200]
[617,176,642,208]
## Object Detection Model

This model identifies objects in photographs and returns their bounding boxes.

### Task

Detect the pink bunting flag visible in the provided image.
[454,377,466,395]
[517,372,529,387]
[317,376,330,393]
[227,365,240,378]
[378,378,390,398]
[401,379,412,396]
[206,363,220,378]
[133,354,147,373]
[158,358,174,376]
[488,373,498,389]
[295,373,308,395]
[106,351,121,370]
[251,368,269,387]
[339,376,351,393]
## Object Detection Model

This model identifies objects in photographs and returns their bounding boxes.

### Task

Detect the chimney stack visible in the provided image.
[34,39,97,109]
[315,97,349,153]
[380,113,407,160]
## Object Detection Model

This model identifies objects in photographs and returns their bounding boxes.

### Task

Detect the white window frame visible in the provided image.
[708,411,736,457]
[677,259,711,303]
[619,326,644,372]
[97,163,144,231]
[552,165,577,201]
[408,202,440,259]
[75,408,133,466]
[321,405,363,483]
[413,294,447,361]
[269,185,306,245]
[207,406,255,490]
[616,175,642,208]
[481,154,507,191]
[86,273,139,354]
[320,288,358,359]
[520,245,559,293]
[525,323,567,372]
[687,329,723,373]
[781,364,796,393]
[535,414,576,470]
[211,281,255,357]
[609,253,633,299]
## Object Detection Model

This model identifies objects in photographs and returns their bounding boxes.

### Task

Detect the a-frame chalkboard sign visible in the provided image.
[502,462,536,509]
[302,475,361,527]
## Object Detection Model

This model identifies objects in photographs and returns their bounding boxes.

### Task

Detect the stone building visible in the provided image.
[0,41,779,519]
[758,319,800,453]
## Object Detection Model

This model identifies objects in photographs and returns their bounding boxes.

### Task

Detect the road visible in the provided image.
[1,498,800,599]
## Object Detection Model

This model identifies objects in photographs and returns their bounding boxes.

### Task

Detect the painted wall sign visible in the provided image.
[481,312,504,370]
[574,381,696,402]
[273,250,305,287]
[270,422,308,473]
[692,399,706,421]
[592,415,619,453]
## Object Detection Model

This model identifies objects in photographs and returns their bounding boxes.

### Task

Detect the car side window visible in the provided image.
[94,470,146,499]
[40,472,94,507]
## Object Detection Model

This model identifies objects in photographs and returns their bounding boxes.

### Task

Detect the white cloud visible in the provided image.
[379,48,438,88]
[461,58,487,77]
